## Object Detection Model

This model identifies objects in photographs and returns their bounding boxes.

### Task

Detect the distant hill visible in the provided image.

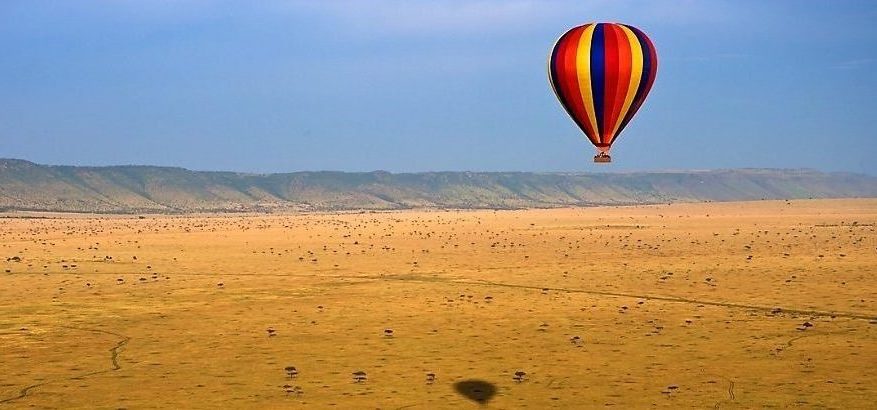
[0,159,875,214]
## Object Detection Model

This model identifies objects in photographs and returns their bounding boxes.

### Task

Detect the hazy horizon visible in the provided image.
[5,156,876,176]
[2,1,875,174]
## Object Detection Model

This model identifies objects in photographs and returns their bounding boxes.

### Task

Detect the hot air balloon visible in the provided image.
[548,23,657,163]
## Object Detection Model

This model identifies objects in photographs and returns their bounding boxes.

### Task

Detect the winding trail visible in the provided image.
[700,369,736,410]
[0,325,130,405]
[773,328,857,358]
[58,326,130,372]
[0,384,45,406]
[712,379,736,409]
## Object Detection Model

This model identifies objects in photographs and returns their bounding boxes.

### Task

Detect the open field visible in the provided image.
[1,199,875,408]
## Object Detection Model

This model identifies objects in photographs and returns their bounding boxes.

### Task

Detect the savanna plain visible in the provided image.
[1,199,875,409]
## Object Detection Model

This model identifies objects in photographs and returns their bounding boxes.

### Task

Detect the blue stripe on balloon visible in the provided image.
[590,23,606,142]
[634,26,653,109]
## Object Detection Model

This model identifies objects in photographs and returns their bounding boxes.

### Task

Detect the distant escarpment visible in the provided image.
[0,159,874,213]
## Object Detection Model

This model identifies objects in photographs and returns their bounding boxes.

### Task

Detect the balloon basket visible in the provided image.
[593,153,611,163]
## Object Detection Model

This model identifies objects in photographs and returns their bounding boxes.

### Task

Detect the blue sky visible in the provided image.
[1,1,875,174]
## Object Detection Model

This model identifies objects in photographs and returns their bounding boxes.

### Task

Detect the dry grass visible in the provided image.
[1,199,875,408]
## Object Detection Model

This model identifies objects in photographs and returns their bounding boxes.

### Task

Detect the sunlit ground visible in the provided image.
[1,199,875,408]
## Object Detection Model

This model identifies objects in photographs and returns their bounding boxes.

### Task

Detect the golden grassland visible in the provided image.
[1,199,875,409]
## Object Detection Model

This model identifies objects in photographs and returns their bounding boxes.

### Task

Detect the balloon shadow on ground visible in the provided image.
[453,380,497,405]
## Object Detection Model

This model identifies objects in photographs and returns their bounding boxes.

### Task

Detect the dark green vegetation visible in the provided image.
[1,159,875,213]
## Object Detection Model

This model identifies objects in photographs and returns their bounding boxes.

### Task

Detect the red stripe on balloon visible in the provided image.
[557,26,598,145]
[601,24,621,144]
[550,30,581,138]
[607,24,632,145]
[603,24,620,143]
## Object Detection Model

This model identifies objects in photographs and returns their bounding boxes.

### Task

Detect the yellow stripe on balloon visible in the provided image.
[575,24,599,138]
[608,25,643,144]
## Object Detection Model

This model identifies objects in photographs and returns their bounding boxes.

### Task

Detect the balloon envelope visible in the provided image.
[548,23,657,156]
